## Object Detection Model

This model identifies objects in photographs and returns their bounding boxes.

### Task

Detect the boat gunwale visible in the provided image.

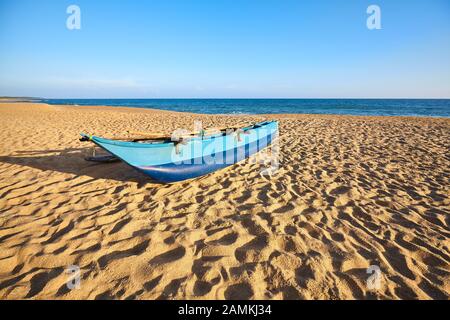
[81,120,276,149]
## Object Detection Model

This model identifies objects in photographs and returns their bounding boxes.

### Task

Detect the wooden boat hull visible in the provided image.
[81,121,278,183]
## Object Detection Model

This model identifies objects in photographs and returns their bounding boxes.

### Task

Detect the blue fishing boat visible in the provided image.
[80,121,278,183]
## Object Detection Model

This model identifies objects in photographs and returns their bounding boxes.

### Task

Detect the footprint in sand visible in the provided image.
[224,283,254,299]
[97,240,150,269]
[207,232,238,246]
[193,280,213,296]
[149,246,186,265]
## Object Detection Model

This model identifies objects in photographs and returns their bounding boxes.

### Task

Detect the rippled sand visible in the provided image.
[0,102,449,299]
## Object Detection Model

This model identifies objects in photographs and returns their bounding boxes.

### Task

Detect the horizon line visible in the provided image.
[4,97,449,100]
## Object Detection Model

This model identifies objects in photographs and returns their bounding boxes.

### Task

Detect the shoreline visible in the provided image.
[3,101,450,120]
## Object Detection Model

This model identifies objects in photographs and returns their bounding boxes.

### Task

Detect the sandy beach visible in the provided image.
[0,102,448,300]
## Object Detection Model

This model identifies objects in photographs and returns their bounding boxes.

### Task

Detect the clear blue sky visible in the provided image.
[0,0,449,98]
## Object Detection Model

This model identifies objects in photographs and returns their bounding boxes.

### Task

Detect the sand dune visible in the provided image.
[0,102,449,299]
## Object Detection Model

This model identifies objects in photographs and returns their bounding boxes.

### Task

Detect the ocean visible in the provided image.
[41,99,450,117]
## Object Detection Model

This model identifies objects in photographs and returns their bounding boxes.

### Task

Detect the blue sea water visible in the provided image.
[41,99,450,117]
